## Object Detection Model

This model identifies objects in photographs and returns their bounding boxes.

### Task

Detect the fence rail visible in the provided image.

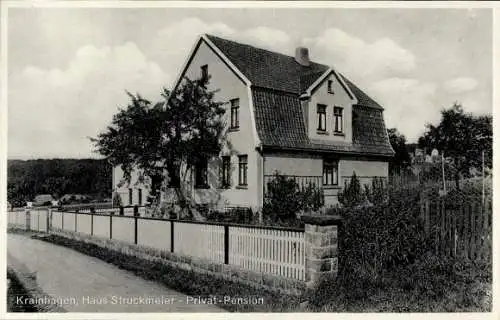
[8,208,306,281]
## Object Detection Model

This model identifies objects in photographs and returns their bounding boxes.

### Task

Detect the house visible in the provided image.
[113,167,150,206]
[33,194,55,206]
[113,34,394,209]
[59,194,88,203]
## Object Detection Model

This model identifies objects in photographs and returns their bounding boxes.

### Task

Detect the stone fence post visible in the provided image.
[301,215,342,289]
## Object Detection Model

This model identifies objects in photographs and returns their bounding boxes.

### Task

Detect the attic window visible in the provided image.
[201,64,208,81]
[328,80,334,94]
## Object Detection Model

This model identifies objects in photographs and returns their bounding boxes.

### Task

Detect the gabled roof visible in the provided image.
[205,34,394,156]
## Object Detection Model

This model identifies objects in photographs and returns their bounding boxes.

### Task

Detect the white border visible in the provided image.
[0,2,497,320]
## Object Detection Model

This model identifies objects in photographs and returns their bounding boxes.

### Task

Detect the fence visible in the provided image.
[61,204,147,216]
[420,198,492,261]
[8,209,306,281]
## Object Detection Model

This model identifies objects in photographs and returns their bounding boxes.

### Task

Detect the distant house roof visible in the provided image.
[34,194,54,202]
[60,194,87,201]
[205,35,394,156]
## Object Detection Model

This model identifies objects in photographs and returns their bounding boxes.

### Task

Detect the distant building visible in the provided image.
[33,194,55,206]
[60,194,88,203]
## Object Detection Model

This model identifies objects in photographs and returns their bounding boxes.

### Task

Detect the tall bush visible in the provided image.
[337,172,365,207]
[263,172,323,224]
[339,202,430,286]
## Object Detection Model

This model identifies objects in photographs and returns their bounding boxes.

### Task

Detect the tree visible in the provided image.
[7,159,111,207]
[91,75,226,216]
[387,128,411,175]
[418,103,492,189]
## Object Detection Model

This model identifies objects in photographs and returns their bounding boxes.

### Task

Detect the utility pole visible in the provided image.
[482,150,485,206]
[441,152,446,195]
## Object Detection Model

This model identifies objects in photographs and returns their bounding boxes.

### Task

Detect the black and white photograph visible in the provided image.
[2,1,494,315]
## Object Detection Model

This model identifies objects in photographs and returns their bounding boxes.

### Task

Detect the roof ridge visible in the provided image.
[205,33,328,69]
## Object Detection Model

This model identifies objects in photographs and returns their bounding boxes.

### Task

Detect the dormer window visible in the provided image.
[328,80,334,94]
[334,106,343,133]
[317,104,327,132]
[201,64,208,81]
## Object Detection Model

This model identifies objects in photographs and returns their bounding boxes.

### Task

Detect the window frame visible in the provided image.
[323,159,339,186]
[327,80,334,94]
[167,162,181,188]
[334,106,344,133]
[238,155,248,187]
[201,64,208,81]
[220,156,231,188]
[194,157,209,189]
[230,98,240,130]
[317,104,327,132]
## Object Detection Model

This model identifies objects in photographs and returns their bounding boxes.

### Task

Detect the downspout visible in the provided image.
[256,144,264,223]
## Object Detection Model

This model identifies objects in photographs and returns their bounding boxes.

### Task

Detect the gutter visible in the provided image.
[260,144,395,159]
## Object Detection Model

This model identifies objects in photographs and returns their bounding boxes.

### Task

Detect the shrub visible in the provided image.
[205,207,255,224]
[365,177,388,206]
[338,202,431,287]
[263,172,323,224]
[337,172,365,207]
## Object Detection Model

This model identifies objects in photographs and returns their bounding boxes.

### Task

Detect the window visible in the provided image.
[138,189,142,205]
[334,107,343,133]
[230,98,240,129]
[168,162,180,188]
[220,156,231,188]
[128,188,133,205]
[238,155,248,186]
[317,104,327,131]
[328,80,334,94]
[201,64,208,81]
[195,157,208,188]
[323,160,339,186]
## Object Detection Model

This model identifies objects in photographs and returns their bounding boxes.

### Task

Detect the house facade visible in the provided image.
[113,34,394,209]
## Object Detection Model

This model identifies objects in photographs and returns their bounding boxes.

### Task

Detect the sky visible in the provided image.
[7,7,492,159]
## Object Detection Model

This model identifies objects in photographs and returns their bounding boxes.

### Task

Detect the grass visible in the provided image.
[7,270,38,312]
[305,253,492,312]
[29,232,303,312]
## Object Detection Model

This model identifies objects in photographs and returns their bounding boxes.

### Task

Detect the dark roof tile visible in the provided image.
[206,34,393,156]
[252,88,394,156]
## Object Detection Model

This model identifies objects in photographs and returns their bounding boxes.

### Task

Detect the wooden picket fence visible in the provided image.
[8,209,306,281]
[420,198,492,261]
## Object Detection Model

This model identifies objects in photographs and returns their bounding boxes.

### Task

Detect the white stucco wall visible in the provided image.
[113,166,150,206]
[307,73,354,143]
[264,153,322,176]
[263,152,389,207]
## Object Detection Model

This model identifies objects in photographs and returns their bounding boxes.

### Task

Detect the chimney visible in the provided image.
[295,47,310,66]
